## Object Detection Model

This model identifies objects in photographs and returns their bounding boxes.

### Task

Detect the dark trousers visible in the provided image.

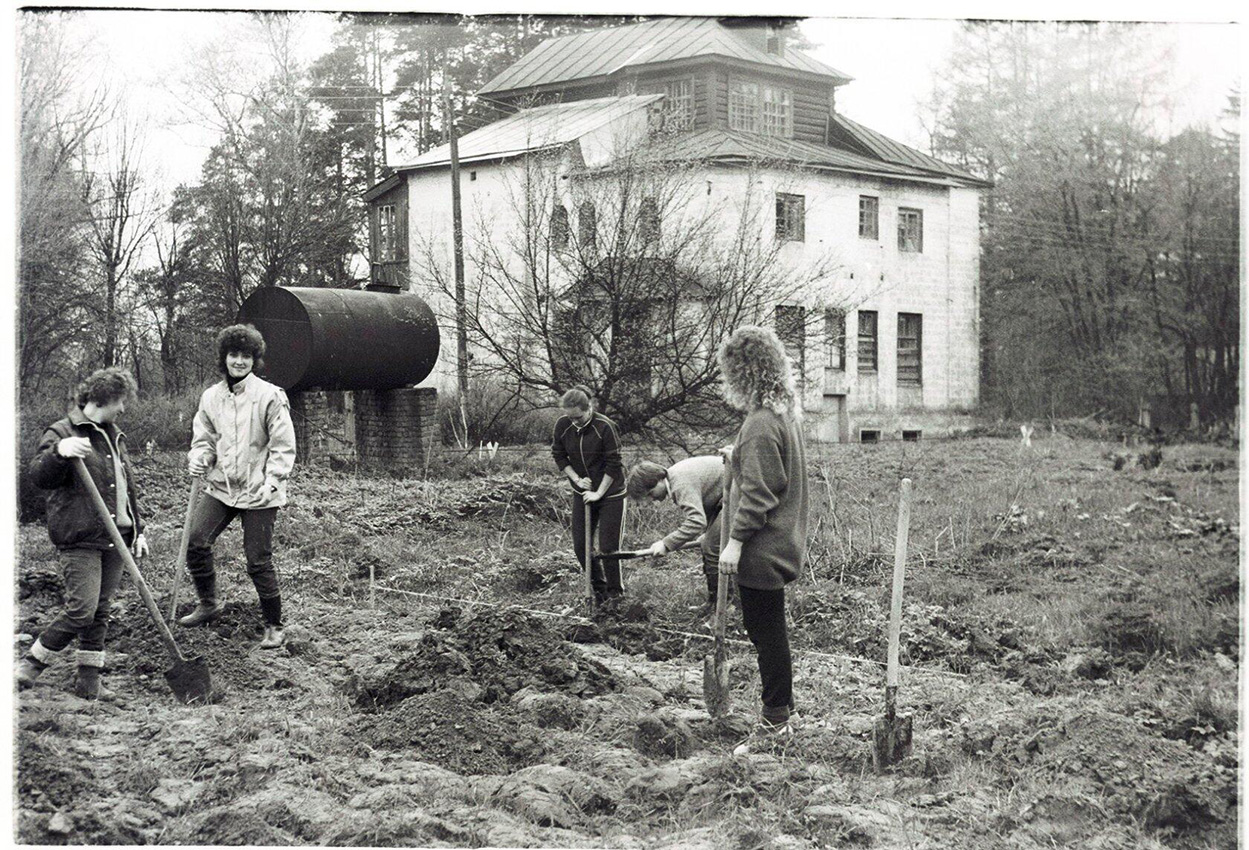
[185,493,282,625]
[39,535,130,656]
[739,585,794,723]
[571,492,625,597]
[700,504,723,597]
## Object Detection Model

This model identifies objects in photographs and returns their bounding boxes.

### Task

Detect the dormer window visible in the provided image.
[729,78,792,138]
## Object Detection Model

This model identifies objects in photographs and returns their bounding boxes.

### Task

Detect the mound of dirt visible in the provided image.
[349,606,622,710]
[360,690,546,773]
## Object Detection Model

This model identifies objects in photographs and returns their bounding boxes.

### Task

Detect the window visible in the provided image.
[824,308,845,371]
[377,204,396,261]
[859,429,880,444]
[761,86,793,138]
[578,201,597,248]
[639,197,660,244]
[730,79,792,137]
[858,196,879,240]
[897,313,922,386]
[902,430,922,442]
[898,207,923,253]
[729,80,759,132]
[775,304,806,375]
[775,193,805,242]
[857,310,878,373]
[661,78,694,130]
[551,205,569,251]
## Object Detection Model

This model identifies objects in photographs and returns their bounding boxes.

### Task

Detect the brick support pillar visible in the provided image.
[290,390,354,465]
[353,387,439,472]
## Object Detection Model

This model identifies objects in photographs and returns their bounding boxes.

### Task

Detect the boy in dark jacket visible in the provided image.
[18,367,147,699]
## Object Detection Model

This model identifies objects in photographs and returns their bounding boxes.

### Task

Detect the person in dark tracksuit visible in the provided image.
[19,367,148,699]
[716,326,809,754]
[551,385,627,605]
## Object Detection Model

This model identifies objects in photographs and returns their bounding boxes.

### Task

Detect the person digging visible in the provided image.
[178,324,296,649]
[18,367,148,699]
[626,454,736,620]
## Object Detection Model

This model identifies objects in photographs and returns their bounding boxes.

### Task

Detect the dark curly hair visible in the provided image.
[216,324,266,375]
[75,367,138,408]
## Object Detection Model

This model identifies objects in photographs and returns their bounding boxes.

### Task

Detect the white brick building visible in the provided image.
[365,17,988,441]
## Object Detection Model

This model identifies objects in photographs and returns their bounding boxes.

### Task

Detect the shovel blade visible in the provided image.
[165,655,213,705]
[702,650,731,718]
[871,712,914,770]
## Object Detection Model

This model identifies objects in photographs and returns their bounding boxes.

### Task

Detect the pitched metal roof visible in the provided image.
[632,128,969,185]
[393,94,662,172]
[479,17,850,96]
[828,114,991,186]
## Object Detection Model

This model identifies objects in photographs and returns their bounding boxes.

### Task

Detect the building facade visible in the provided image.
[365,17,988,441]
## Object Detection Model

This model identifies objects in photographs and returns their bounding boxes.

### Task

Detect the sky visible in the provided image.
[55,7,1245,198]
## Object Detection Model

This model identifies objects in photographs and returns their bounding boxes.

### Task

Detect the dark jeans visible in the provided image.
[571,492,625,596]
[39,536,130,656]
[185,493,282,624]
[739,585,794,723]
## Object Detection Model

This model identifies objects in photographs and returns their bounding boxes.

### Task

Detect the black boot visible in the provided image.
[179,576,221,627]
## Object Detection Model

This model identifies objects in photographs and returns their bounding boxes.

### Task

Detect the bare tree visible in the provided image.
[17,11,113,390]
[80,120,157,367]
[417,136,847,442]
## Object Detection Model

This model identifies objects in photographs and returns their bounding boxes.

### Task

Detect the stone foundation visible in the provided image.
[354,387,439,470]
[290,390,355,464]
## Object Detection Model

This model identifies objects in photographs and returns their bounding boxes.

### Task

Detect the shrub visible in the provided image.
[438,380,559,446]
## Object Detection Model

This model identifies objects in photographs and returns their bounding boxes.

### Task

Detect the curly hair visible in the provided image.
[75,367,138,408]
[716,325,799,416]
[626,461,668,500]
[216,324,266,375]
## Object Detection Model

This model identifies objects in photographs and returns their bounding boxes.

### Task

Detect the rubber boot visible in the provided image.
[74,666,101,700]
[16,657,48,689]
[178,600,221,627]
[179,575,220,627]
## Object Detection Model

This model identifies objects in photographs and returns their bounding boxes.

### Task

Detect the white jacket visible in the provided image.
[189,373,296,509]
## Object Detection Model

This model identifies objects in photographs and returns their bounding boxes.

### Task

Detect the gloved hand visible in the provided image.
[132,534,149,558]
[56,437,93,459]
[646,540,667,557]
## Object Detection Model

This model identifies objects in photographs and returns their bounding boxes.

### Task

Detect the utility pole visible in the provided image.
[443,57,469,441]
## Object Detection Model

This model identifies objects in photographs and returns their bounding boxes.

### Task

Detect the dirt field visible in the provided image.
[13,435,1239,848]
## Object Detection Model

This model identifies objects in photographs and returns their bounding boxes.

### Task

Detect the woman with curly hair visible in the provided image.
[19,367,148,698]
[716,325,809,753]
[178,324,296,649]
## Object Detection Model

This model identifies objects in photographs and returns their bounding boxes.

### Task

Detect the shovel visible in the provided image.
[167,477,202,622]
[873,478,914,769]
[702,455,731,718]
[71,458,213,705]
[582,499,595,614]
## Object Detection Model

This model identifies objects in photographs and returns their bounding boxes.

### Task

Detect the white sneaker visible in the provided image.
[733,720,793,756]
[259,626,285,649]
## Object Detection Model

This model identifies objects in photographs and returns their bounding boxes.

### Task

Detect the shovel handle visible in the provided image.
[714,455,731,641]
[168,477,202,622]
[886,479,913,690]
[71,458,187,663]
[583,499,594,611]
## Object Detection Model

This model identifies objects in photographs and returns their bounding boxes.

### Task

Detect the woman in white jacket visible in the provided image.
[178,324,296,649]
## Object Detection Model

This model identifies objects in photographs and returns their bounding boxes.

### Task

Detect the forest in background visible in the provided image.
[17,13,1240,434]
